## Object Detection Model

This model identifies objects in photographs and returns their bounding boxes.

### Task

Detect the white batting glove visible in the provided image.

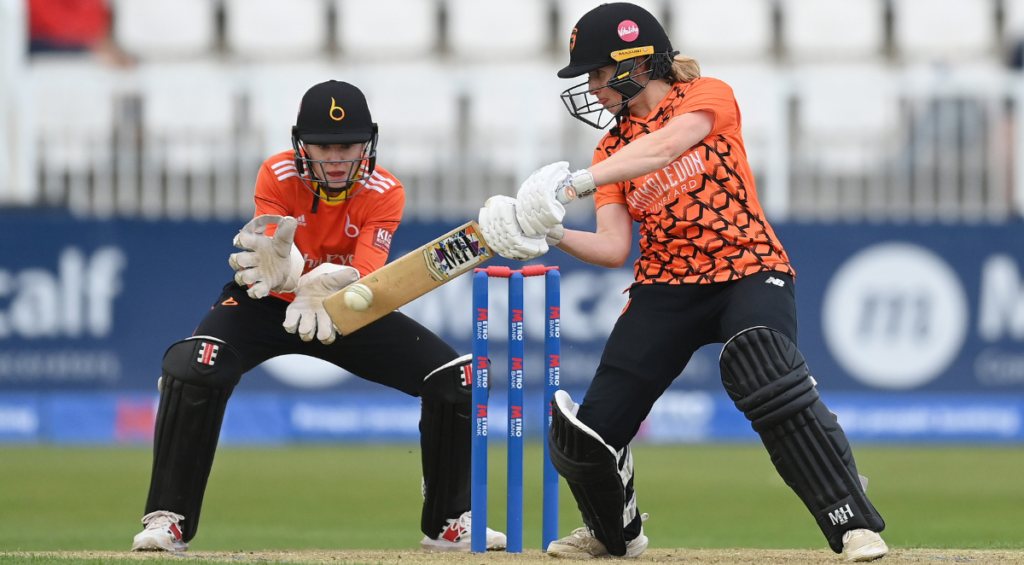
[283,263,361,345]
[546,224,565,246]
[478,195,548,261]
[516,162,569,238]
[229,215,304,299]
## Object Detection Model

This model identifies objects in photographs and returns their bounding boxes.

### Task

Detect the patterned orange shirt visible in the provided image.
[253,150,404,302]
[593,77,793,284]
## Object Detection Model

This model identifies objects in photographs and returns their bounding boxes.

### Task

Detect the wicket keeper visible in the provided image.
[131,80,505,553]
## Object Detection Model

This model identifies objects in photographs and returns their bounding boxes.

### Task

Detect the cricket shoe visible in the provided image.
[420,511,507,552]
[131,510,188,552]
[547,514,649,558]
[842,529,888,562]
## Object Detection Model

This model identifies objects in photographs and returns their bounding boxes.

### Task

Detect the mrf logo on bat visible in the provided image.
[423,224,491,281]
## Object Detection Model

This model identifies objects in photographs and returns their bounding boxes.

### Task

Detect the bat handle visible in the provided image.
[555,171,596,205]
[555,183,576,205]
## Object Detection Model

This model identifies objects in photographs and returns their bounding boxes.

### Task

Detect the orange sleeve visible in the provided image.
[677,78,740,137]
[251,161,291,237]
[253,162,290,217]
[351,189,405,277]
[591,142,628,211]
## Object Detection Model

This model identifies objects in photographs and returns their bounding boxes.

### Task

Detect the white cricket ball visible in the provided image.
[343,283,374,312]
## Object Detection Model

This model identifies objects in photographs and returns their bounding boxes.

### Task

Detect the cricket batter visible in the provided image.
[478,3,888,561]
[131,80,505,553]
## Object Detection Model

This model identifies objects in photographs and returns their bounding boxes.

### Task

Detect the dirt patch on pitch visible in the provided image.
[11,549,1024,564]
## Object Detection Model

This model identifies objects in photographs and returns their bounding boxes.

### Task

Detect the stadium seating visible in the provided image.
[335,0,439,58]
[668,0,775,62]
[139,63,237,219]
[30,60,116,215]
[447,0,551,60]
[891,0,997,64]
[112,0,217,59]
[224,0,329,59]
[781,0,885,62]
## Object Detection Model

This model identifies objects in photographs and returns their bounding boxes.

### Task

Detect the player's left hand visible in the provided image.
[478,195,548,261]
[283,263,360,344]
[516,161,569,238]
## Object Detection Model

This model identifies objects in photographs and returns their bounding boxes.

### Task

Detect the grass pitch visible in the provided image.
[0,444,1022,554]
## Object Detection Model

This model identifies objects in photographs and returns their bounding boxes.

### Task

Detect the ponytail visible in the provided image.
[664,55,701,84]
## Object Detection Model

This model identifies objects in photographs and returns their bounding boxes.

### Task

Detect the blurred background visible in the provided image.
[1,0,1024,552]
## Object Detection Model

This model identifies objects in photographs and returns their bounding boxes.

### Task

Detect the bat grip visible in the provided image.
[555,184,575,205]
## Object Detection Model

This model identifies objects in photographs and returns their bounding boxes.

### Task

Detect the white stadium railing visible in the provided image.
[3,0,1024,222]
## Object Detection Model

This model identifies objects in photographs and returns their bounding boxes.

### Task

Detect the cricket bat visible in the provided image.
[323,220,493,335]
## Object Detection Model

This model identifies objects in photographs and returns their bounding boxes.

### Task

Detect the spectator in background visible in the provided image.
[28,0,133,66]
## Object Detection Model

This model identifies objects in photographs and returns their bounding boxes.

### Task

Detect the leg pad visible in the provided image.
[145,337,241,543]
[720,328,885,553]
[549,391,640,557]
[419,355,472,537]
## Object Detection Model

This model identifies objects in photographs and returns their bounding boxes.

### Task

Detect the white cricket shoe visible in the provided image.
[131,511,188,552]
[420,511,507,552]
[547,515,649,559]
[842,529,888,562]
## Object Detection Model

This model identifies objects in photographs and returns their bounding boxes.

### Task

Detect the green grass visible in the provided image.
[0,445,1022,552]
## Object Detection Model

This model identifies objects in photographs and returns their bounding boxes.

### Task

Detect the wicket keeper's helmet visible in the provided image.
[291,80,379,201]
[559,3,678,129]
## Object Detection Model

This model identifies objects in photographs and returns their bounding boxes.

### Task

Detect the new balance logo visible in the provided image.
[765,276,785,287]
[197,342,219,365]
[828,503,855,526]
[295,215,306,227]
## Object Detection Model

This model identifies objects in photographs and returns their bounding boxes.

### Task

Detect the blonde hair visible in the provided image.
[664,55,701,84]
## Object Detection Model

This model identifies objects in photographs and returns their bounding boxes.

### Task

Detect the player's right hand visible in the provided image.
[229,215,303,299]
[478,195,548,261]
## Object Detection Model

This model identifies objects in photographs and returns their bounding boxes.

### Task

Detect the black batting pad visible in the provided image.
[721,328,885,553]
[145,337,241,543]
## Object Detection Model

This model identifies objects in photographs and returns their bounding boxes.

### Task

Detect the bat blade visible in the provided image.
[323,220,493,335]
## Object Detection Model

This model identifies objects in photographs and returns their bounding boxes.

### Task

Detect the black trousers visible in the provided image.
[577,271,797,450]
[196,282,459,394]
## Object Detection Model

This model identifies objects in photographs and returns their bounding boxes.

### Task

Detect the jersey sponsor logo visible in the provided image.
[303,253,355,270]
[765,276,785,287]
[618,20,639,42]
[625,149,707,212]
[828,503,854,526]
[197,342,219,365]
[295,214,306,227]
[373,227,393,253]
[423,224,492,282]
[329,97,345,121]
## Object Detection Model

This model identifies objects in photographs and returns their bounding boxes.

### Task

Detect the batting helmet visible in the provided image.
[290,80,379,201]
[559,3,678,129]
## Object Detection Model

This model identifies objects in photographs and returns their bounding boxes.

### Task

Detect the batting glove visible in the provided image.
[478,195,548,261]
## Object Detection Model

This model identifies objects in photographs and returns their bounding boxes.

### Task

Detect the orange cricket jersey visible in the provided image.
[253,150,404,302]
[592,77,794,284]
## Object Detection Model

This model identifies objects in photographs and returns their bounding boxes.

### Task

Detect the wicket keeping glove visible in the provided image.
[229,215,304,299]
[283,263,360,344]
